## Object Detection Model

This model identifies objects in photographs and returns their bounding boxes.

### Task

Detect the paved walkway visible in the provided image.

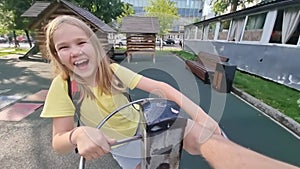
[0,53,299,168]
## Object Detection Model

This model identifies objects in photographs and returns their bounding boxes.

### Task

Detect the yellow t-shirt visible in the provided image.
[41,63,143,140]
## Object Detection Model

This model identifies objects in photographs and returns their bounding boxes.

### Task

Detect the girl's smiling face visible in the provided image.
[53,23,97,83]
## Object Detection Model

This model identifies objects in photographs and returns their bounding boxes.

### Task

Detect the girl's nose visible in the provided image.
[70,47,82,57]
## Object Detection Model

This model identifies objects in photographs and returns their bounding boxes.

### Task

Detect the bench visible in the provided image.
[126,34,156,63]
[185,52,229,83]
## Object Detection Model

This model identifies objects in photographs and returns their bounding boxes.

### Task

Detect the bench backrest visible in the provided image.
[196,52,229,71]
[127,34,156,53]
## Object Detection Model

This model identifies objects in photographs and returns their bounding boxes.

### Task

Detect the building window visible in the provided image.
[196,25,203,40]
[242,12,267,41]
[208,22,216,40]
[218,20,230,40]
[270,7,300,45]
[185,27,191,39]
[270,10,283,44]
[228,17,245,41]
[190,25,197,39]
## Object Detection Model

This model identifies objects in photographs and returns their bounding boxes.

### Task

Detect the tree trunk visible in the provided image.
[24,29,32,48]
[13,30,19,48]
[230,0,238,12]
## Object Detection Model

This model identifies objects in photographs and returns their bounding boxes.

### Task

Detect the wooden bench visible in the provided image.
[185,52,229,83]
[126,34,156,63]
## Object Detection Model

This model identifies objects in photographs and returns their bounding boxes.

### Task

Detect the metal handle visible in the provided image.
[111,135,143,147]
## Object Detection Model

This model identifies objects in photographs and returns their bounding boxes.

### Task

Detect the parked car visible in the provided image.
[156,39,166,46]
[16,35,34,43]
[0,37,7,43]
[115,38,127,46]
[164,38,175,45]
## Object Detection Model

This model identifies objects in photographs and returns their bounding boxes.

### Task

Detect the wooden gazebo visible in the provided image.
[21,0,116,59]
[120,16,159,63]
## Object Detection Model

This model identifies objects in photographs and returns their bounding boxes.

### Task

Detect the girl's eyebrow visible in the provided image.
[54,35,88,47]
[55,42,67,49]
[77,37,89,41]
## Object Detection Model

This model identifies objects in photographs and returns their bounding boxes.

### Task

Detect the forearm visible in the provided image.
[52,129,77,154]
[200,135,299,169]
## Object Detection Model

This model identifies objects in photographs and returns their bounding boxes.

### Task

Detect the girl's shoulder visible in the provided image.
[51,75,68,90]
[52,74,66,83]
[110,62,120,71]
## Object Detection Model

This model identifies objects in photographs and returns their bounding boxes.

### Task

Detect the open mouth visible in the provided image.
[74,59,89,69]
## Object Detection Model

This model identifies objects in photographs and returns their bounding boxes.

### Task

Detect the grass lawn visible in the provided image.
[173,50,300,123]
[0,48,28,56]
[234,71,300,123]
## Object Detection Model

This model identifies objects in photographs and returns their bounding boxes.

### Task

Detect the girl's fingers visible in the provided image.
[85,153,98,161]
[77,126,113,159]
[104,134,116,145]
[95,147,106,157]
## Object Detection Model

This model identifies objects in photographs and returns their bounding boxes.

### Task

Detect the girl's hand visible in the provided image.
[72,126,116,160]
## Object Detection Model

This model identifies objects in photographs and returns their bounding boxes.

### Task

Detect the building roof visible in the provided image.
[21,0,116,33]
[189,0,299,26]
[120,16,160,34]
[257,0,284,6]
[21,1,51,17]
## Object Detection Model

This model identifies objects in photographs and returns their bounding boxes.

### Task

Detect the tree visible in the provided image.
[0,2,14,35]
[211,0,260,15]
[70,0,126,24]
[144,0,179,37]
[0,0,131,49]
[115,3,135,31]
[1,0,38,47]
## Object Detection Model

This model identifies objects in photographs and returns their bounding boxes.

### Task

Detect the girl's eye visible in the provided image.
[78,41,86,45]
[58,46,68,51]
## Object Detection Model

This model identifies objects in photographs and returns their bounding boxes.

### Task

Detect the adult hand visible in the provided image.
[183,119,220,155]
[193,107,222,136]
[73,126,116,160]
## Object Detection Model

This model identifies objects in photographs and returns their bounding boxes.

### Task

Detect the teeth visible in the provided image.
[74,59,88,66]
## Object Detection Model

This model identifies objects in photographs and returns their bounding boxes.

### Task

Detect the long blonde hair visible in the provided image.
[45,15,124,99]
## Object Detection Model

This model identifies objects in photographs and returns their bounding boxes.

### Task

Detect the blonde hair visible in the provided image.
[45,15,124,99]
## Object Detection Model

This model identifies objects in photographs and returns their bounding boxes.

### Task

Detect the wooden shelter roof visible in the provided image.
[21,1,51,17]
[21,0,116,33]
[120,16,159,34]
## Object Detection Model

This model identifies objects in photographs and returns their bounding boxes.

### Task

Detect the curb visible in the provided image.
[231,87,300,137]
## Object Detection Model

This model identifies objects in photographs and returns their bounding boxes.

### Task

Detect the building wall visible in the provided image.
[121,0,203,35]
[122,0,203,16]
[184,40,300,91]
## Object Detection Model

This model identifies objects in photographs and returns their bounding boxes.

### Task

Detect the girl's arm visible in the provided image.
[52,116,77,153]
[136,76,220,133]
